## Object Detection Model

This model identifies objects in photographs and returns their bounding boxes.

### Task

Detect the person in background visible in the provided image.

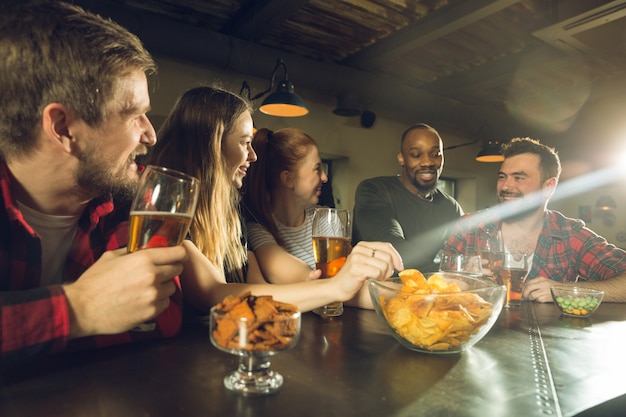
[242,127,325,284]
[144,86,404,313]
[352,123,464,272]
[443,137,626,302]
[0,1,187,363]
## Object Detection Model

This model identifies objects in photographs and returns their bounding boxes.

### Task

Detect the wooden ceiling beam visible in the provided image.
[220,0,310,41]
[344,0,522,68]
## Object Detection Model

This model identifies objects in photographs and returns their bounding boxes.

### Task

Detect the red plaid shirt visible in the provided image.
[0,162,182,365]
[444,209,626,282]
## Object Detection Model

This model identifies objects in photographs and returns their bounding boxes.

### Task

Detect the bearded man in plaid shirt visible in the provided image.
[443,137,626,303]
[0,1,188,365]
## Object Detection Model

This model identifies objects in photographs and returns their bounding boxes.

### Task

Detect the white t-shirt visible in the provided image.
[247,206,316,269]
[18,202,80,285]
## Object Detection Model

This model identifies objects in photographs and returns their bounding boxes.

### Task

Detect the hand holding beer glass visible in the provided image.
[312,207,352,319]
[128,165,200,330]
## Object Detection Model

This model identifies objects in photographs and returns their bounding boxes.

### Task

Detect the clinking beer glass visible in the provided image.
[128,165,200,330]
[311,207,352,318]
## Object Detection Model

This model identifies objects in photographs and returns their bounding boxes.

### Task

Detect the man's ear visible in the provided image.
[41,103,73,153]
[543,177,558,197]
[397,151,404,167]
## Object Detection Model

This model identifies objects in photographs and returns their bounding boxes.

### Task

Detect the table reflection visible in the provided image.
[1,302,625,417]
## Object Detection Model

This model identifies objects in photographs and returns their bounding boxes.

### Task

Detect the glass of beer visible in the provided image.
[311,207,352,319]
[474,228,503,279]
[128,165,199,252]
[491,252,531,308]
[128,165,200,330]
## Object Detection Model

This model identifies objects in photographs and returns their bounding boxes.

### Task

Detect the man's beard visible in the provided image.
[499,192,544,222]
[411,175,438,197]
[75,147,143,201]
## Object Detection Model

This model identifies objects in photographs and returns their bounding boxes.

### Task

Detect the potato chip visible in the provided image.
[398,269,428,291]
[381,270,494,351]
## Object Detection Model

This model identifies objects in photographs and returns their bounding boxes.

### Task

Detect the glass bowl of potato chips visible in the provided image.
[369,270,506,354]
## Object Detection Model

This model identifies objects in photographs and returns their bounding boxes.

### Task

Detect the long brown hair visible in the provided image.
[145,86,252,282]
[242,127,318,246]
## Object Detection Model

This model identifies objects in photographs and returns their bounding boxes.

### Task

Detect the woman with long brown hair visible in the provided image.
[145,85,404,312]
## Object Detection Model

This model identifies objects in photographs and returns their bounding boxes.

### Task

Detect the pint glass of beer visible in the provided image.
[128,165,200,331]
[491,252,531,308]
[128,165,200,252]
[311,207,352,318]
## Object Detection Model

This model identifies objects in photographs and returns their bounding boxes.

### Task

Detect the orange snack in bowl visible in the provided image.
[212,292,299,351]
[398,268,429,292]
[381,270,493,351]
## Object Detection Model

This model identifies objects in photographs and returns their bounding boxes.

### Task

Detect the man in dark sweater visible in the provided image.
[353,123,464,272]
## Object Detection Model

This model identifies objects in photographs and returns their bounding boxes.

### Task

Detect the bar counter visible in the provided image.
[2,301,625,417]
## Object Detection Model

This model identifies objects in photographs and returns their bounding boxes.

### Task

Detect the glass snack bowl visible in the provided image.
[550,286,604,318]
[209,304,301,395]
[369,271,506,354]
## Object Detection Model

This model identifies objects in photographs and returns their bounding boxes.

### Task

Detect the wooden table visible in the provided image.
[2,302,625,417]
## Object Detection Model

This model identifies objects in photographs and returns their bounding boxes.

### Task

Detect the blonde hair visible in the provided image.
[145,86,251,282]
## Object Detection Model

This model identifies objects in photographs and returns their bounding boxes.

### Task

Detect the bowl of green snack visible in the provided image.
[550,286,604,317]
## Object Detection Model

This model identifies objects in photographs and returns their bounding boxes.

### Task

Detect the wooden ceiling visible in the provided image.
[74,0,626,162]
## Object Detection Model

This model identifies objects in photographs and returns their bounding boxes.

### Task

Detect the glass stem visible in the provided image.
[239,354,271,375]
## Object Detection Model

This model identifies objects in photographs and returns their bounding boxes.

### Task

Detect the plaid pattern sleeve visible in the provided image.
[0,286,70,365]
[443,229,468,255]
[530,211,626,282]
[1,162,73,364]
[422,207,626,284]
[1,162,182,363]
[63,198,183,352]
[443,212,498,256]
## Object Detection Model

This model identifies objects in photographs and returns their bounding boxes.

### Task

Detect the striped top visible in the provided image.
[247,206,316,269]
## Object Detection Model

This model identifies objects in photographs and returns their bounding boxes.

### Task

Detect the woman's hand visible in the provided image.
[334,242,403,300]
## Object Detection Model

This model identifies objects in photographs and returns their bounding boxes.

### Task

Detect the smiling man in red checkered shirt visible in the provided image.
[0,2,187,365]
[444,137,626,303]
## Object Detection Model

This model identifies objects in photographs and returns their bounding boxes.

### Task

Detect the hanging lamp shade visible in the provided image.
[475,140,504,162]
[240,58,308,118]
[259,80,308,117]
